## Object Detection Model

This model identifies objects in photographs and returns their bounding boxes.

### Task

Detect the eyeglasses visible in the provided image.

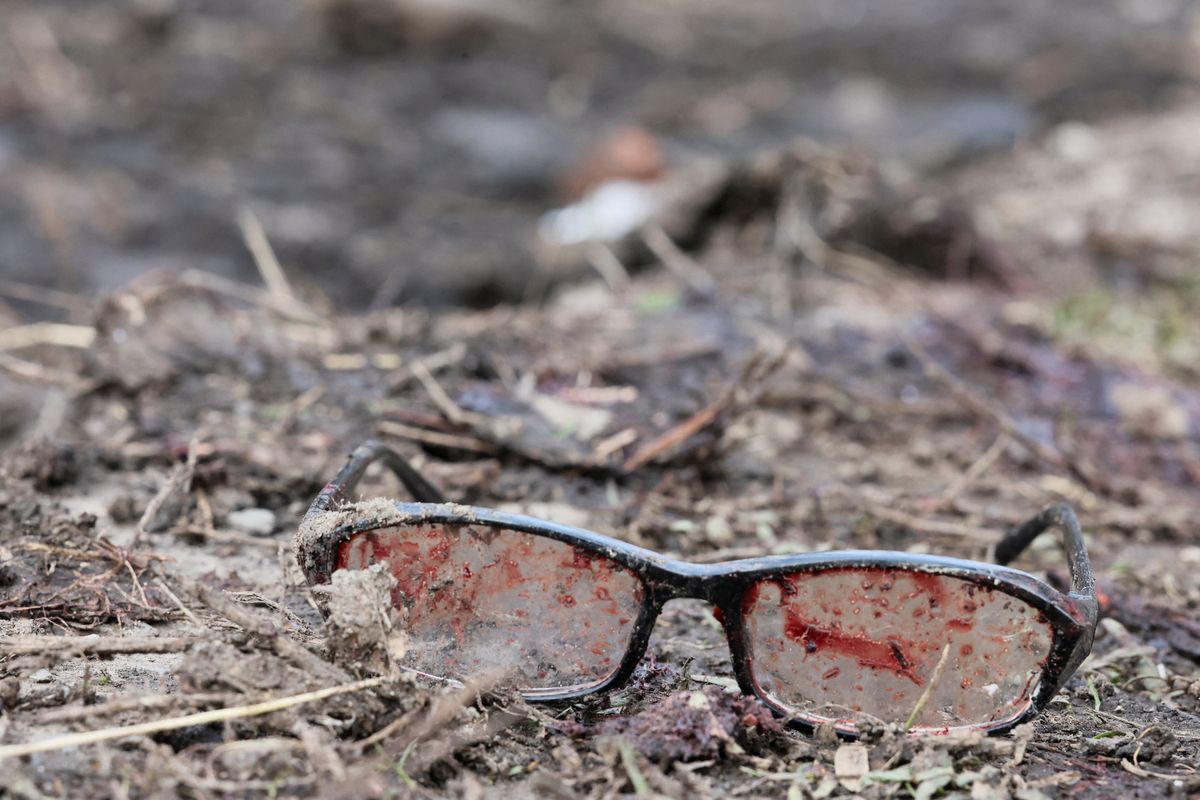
[296,441,1098,737]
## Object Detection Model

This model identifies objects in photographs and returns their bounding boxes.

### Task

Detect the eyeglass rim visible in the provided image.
[297,498,1098,738]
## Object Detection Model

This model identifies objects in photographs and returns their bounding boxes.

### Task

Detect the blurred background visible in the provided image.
[2,0,1199,313]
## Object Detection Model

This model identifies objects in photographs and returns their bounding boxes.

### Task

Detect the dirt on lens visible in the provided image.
[2,1,1200,798]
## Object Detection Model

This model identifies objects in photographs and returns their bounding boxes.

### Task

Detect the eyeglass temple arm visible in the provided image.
[308,439,447,514]
[992,503,1095,598]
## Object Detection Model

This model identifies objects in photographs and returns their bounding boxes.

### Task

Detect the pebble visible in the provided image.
[227,508,276,537]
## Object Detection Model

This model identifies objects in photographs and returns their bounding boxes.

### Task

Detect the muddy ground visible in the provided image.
[2,1,1200,799]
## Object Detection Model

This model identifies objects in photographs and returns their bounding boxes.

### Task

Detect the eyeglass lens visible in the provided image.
[742,568,1053,731]
[337,523,644,693]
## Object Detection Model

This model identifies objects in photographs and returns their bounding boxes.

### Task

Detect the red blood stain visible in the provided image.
[428,539,451,561]
[595,587,611,601]
[783,607,923,685]
[741,581,762,616]
[822,667,841,680]
[567,547,598,569]
[960,644,974,656]
[558,594,576,607]
[946,618,973,633]
[904,571,948,608]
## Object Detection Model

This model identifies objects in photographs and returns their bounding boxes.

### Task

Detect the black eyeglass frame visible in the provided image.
[296,441,1099,737]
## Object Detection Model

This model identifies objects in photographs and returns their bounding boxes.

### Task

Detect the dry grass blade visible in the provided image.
[0,677,385,760]
[904,642,952,730]
[237,207,301,310]
[0,323,95,351]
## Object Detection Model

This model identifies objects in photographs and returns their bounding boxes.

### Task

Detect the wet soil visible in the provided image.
[2,2,1200,799]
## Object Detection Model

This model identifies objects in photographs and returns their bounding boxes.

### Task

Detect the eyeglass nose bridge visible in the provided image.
[638,561,747,607]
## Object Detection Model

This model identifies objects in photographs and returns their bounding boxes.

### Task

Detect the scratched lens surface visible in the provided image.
[743,568,1053,731]
[336,523,643,692]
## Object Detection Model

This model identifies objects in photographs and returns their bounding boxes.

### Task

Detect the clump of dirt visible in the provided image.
[179,640,311,695]
[600,685,783,763]
[318,563,408,676]
[11,441,88,492]
[0,484,173,627]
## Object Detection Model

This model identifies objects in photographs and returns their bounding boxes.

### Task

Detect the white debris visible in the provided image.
[538,180,660,246]
[227,508,277,537]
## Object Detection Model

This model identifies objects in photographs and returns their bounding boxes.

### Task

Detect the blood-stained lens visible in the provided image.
[743,568,1053,731]
[336,523,643,692]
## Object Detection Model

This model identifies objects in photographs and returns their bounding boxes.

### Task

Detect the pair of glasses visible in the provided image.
[296,441,1098,737]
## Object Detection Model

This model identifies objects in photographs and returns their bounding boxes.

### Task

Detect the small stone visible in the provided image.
[29,668,53,683]
[227,508,276,537]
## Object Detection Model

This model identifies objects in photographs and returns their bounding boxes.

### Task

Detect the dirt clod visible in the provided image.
[320,563,407,676]
[600,686,782,763]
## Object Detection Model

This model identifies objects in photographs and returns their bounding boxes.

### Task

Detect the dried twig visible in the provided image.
[622,398,726,472]
[902,334,1105,494]
[931,433,1009,509]
[0,635,198,657]
[237,206,308,318]
[378,420,498,455]
[191,582,350,685]
[36,692,237,725]
[410,360,504,437]
[641,224,715,298]
[385,344,468,392]
[0,351,88,388]
[867,505,997,543]
[0,677,385,760]
[0,323,95,351]
[154,576,204,627]
[0,277,88,313]
[622,349,784,472]
[355,677,497,752]
[176,527,279,549]
[174,269,326,326]
[585,244,632,294]
[138,442,197,536]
